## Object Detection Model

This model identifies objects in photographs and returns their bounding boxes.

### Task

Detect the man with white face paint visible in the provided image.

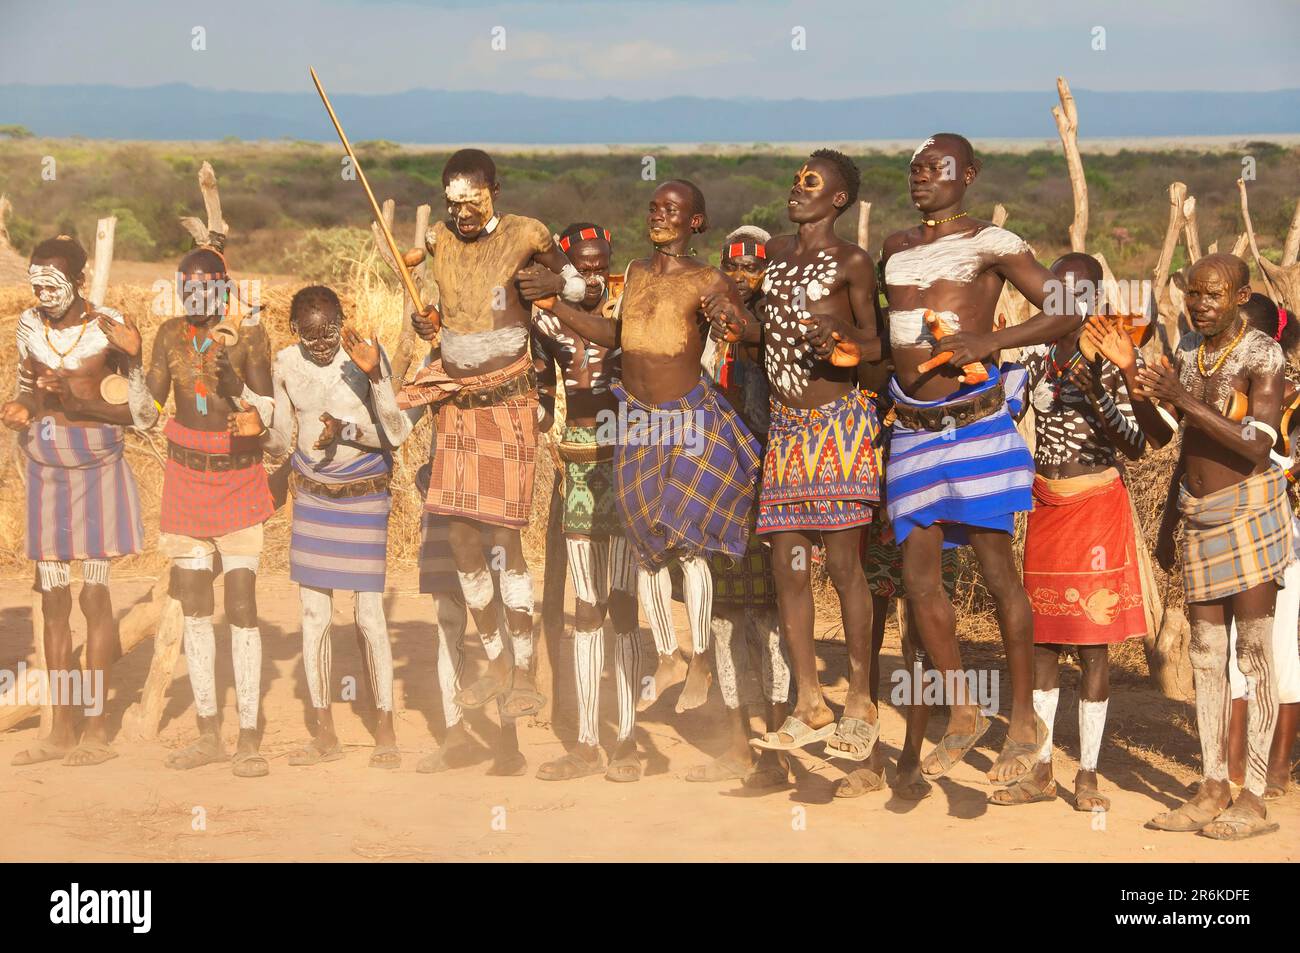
[107,244,275,778]
[399,149,585,752]
[3,236,143,767]
[879,133,1087,793]
[530,223,643,783]
[239,285,411,769]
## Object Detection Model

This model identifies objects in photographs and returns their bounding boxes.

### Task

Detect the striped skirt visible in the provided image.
[885,363,1034,548]
[289,451,391,593]
[24,423,143,562]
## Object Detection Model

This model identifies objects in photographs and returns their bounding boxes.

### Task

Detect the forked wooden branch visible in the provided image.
[1181,196,1202,263]
[1237,177,1300,315]
[1051,76,1088,253]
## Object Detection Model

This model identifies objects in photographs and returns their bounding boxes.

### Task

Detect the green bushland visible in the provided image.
[2,139,1297,279]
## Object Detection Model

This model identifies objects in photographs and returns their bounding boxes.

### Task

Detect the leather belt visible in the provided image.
[290,471,391,500]
[451,367,537,409]
[893,381,1006,432]
[557,440,614,464]
[168,443,261,472]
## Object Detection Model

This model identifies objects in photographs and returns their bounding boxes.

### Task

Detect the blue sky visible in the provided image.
[1,0,1297,99]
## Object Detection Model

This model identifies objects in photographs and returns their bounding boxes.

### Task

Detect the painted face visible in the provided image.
[908,139,970,214]
[787,159,842,224]
[29,261,76,319]
[566,240,611,310]
[1185,263,1248,337]
[722,254,767,303]
[647,183,698,246]
[445,174,496,238]
[177,271,229,322]
[1051,263,1100,321]
[295,308,343,366]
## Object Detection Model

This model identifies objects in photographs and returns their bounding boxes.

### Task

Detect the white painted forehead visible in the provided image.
[29,263,70,282]
[445,175,489,201]
[911,137,937,160]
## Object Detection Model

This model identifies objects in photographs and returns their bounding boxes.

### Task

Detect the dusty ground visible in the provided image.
[1,570,1296,863]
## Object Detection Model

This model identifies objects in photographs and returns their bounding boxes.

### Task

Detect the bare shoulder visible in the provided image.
[880,227,921,257]
[765,233,797,257]
[505,214,555,253]
[1243,327,1285,377]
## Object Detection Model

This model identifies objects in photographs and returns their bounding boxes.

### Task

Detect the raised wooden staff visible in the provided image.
[309,67,433,330]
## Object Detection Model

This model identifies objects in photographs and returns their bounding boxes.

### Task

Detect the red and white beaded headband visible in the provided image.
[723,242,766,260]
[558,227,611,252]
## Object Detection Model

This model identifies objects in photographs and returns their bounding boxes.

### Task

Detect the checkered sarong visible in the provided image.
[160,420,272,538]
[1179,467,1293,604]
[611,376,761,571]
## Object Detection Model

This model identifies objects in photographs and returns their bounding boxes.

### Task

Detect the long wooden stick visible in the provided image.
[86,217,116,308]
[309,67,426,315]
[1051,76,1088,253]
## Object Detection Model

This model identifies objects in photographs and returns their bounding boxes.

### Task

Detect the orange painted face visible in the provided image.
[721,255,766,302]
[787,158,840,224]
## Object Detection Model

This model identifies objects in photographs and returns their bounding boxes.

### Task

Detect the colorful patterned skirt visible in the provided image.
[559,424,619,537]
[757,388,882,535]
[160,419,272,538]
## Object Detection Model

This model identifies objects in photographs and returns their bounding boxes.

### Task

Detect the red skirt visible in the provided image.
[160,420,273,538]
[1023,469,1147,645]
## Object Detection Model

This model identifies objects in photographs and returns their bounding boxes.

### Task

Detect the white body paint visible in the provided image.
[28,264,76,319]
[263,344,410,461]
[761,249,841,401]
[17,305,123,371]
[440,325,529,371]
[884,226,1029,293]
[887,307,959,349]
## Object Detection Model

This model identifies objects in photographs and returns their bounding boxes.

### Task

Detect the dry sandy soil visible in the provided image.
[1,569,1296,863]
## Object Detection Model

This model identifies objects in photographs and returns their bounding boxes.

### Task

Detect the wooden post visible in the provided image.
[856,200,871,252]
[1149,182,1188,359]
[179,162,228,249]
[1239,178,1300,316]
[1051,76,1088,253]
[119,591,186,741]
[86,217,116,308]
[1181,196,1203,264]
[1282,198,1300,267]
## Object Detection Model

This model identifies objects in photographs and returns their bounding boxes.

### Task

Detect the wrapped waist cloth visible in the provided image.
[560,424,619,537]
[1179,467,1293,603]
[757,388,882,535]
[289,450,391,592]
[885,363,1033,548]
[161,419,272,538]
[417,354,539,528]
[610,376,761,571]
[1024,468,1146,644]
[23,422,144,562]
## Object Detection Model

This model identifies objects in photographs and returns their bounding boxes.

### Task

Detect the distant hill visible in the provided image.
[2,83,1298,142]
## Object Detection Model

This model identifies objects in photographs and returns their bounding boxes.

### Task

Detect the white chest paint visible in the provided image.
[760,249,841,401]
[884,226,1029,292]
[17,306,122,371]
[275,346,377,463]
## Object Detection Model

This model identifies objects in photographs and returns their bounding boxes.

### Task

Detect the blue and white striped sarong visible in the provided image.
[885,363,1033,549]
[289,450,391,592]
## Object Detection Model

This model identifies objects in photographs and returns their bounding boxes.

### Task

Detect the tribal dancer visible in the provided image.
[531,223,643,782]
[992,254,1156,808]
[402,149,586,730]
[710,151,886,761]
[688,227,793,787]
[248,286,411,769]
[113,244,275,778]
[1142,255,1288,840]
[3,236,143,767]
[880,133,1087,786]
[1180,292,1300,804]
[530,180,759,781]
